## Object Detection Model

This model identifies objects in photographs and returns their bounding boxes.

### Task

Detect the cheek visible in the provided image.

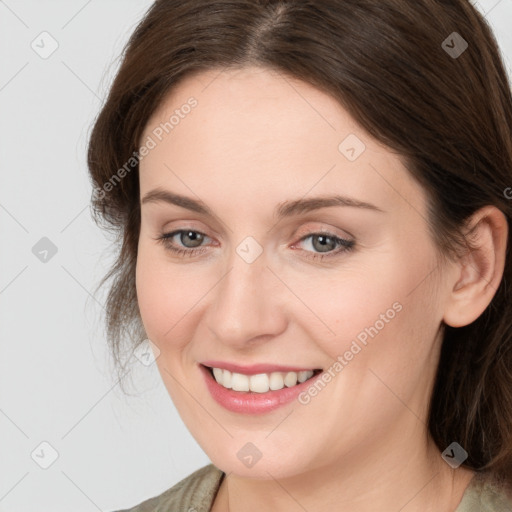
[136,229,439,363]
[280,258,408,359]
[135,244,196,346]
[135,242,225,356]
[295,248,440,378]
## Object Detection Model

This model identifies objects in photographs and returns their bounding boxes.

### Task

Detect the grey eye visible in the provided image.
[310,234,338,253]
[179,230,205,248]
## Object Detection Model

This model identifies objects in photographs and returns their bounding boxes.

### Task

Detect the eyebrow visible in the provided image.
[141,188,385,219]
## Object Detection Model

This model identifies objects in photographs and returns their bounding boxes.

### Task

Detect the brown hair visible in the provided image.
[87,0,512,482]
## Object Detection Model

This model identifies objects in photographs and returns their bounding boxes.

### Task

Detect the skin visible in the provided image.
[135,66,508,512]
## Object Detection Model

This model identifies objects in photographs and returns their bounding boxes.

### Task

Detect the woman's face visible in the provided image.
[136,66,452,478]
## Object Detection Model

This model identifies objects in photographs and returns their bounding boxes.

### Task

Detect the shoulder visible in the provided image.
[110,463,225,512]
[456,471,512,512]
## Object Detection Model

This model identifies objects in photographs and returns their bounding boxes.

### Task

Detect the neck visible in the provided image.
[213,426,475,512]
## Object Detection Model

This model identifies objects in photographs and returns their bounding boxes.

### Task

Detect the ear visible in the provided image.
[443,205,508,328]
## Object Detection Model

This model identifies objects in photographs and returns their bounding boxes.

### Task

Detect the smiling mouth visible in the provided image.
[203,364,323,394]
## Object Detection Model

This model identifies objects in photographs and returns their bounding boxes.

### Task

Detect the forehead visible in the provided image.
[139,66,425,218]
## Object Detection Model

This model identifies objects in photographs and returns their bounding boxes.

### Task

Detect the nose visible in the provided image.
[205,246,288,348]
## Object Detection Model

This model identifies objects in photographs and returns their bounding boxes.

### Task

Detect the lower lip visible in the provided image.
[199,364,323,414]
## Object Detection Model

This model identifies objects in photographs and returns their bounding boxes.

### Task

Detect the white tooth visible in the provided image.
[213,367,315,392]
[284,371,298,387]
[222,369,232,389]
[269,372,285,390]
[298,370,314,383]
[212,367,224,384]
[249,373,270,393]
[231,372,250,391]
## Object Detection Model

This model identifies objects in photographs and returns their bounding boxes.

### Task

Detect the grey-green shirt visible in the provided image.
[113,464,512,512]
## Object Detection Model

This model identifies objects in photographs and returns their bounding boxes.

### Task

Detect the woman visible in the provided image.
[88,0,512,510]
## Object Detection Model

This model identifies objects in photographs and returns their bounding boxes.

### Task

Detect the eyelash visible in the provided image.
[154,229,355,261]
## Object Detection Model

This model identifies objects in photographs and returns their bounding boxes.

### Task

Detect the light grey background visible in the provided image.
[0,1,511,511]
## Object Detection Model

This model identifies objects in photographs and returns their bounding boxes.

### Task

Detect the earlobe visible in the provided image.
[443,206,508,328]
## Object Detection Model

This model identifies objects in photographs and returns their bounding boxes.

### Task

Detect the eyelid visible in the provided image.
[291,222,354,242]
[158,228,213,247]
[291,231,355,257]
[157,223,351,247]
[291,231,351,249]
[155,227,355,262]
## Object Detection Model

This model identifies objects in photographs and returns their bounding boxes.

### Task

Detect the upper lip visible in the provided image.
[200,360,322,375]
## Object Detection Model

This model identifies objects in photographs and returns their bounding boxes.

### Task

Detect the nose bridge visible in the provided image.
[206,243,285,345]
